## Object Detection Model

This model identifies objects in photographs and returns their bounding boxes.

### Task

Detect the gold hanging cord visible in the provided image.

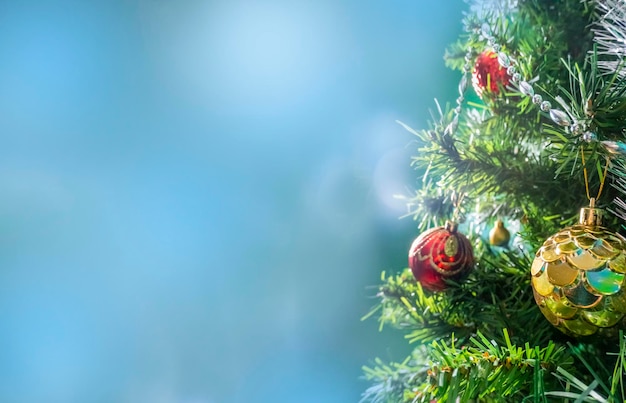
[580,146,610,201]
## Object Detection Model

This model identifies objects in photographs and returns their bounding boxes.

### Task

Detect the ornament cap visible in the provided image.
[444,220,458,233]
[579,198,603,227]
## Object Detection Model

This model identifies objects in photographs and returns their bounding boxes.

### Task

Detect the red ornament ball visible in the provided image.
[471,51,510,98]
[408,221,474,291]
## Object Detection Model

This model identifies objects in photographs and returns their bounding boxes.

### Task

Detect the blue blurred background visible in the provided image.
[0,1,464,402]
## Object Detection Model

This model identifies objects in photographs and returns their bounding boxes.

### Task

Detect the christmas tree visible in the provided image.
[363,0,626,401]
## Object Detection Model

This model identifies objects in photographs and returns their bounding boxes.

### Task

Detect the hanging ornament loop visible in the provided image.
[580,146,610,202]
[450,190,467,224]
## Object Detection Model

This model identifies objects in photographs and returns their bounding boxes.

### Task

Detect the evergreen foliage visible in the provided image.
[363,0,626,400]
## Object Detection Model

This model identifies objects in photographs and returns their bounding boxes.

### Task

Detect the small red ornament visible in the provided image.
[471,51,510,98]
[408,221,474,291]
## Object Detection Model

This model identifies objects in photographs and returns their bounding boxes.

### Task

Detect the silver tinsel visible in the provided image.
[592,0,626,76]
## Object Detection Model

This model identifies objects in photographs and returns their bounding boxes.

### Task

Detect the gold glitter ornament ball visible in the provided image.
[531,201,626,337]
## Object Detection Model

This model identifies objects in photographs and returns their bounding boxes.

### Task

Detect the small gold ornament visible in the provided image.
[489,219,510,247]
[530,199,626,337]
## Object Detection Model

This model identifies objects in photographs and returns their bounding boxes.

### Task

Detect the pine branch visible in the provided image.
[361,347,433,403]
[426,330,572,402]
[368,269,460,343]
[368,245,564,347]
[403,112,588,240]
[362,330,574,403]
